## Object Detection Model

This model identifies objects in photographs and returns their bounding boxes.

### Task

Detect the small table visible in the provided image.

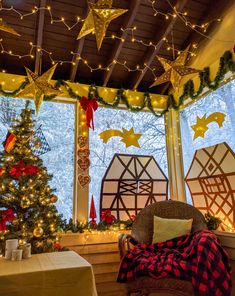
[0,251,97,296]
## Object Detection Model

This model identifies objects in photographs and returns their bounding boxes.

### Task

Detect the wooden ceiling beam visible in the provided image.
[69,37,85,82]
[131,0,189,90]
[35,0,46,75]
[102,0,141,87]
[69,3,88,82]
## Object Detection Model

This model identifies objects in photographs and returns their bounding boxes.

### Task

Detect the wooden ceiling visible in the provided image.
[0,0,230,94]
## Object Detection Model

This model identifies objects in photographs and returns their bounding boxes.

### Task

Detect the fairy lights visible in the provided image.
[0,1,232,81]
[0,3,84,31]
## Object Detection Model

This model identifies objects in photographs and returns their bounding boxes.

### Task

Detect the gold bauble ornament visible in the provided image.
[50,195,58,203]
[33,227,44,237]
[20,197,31,208]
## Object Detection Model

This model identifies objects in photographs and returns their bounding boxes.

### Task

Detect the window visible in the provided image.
[89,107,168,218]
[180,79,235,203]
[0,97,75,221]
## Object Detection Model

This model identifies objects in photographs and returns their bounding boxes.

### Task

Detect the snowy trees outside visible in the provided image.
[180,79,235,203]
[89,108,168,218]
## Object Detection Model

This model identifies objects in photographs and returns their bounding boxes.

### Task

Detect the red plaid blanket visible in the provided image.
[117,230,232,296]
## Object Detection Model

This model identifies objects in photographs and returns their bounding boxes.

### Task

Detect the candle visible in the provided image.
[11,249,23,261]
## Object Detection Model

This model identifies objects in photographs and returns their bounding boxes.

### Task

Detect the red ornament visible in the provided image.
[9,161,40,178]
[130,214,136,221]
[89,195,97,226]
[101,209,115,224]
[80,96,98,130]
[0,209,16,231]
[53,242,62,251]
[0,167,5,176]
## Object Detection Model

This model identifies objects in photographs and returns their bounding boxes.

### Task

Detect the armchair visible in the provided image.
[118,200,207,296]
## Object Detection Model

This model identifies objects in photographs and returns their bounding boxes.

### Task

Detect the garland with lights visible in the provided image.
[0,50,234,117]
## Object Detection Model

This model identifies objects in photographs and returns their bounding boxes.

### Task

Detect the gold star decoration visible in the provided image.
[191,112,226,140]
[77,0,128,50]
[99,127,142,148]
[0,18,20,36]
[17,64,61,113]
[150,45,200,90]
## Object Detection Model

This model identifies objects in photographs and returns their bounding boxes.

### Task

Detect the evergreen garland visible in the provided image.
[0,50,234,117]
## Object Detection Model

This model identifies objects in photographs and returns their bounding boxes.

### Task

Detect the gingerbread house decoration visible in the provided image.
[100,154,168,220]
[185,142,235,231]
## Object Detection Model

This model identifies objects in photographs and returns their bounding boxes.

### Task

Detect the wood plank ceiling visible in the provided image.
[0,0,230,94]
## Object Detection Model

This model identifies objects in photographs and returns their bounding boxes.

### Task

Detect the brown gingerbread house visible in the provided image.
[185,142,235,231]
[100,154,168,220]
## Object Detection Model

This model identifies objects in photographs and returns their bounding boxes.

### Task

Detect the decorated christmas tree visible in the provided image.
[0,101,63,253]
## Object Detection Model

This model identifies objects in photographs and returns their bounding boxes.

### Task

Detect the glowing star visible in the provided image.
[17,64,61,113]
[77,0,128,50]
[150,45,200,90]
[99,128,142,148]
[0,18,20,36]
[191,112,226,140]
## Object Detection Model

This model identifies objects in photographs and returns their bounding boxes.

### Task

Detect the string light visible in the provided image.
[0,1,232,81]
[0,3,84,31]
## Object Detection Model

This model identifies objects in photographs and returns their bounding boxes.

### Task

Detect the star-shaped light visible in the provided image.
[150,45,200,90]
[17,64,61,113]
[0,18,20,36]
[121,128,142,148]
[191,115,208,140]
[77,0,128,50]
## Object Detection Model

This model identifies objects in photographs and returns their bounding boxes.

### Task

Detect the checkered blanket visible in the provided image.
[117,230,232,296]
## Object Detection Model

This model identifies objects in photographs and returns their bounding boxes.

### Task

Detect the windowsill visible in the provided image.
[213,230,235,260]
[60,230,130,247]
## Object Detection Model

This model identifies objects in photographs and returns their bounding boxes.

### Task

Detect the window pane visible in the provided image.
[180,79,235,203]
[0,97,75,221]
[89,108,168,218]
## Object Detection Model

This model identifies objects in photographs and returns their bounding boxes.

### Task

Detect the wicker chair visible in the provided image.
[118,200,207,296]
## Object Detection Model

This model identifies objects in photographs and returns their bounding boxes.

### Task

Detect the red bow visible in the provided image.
[80,97,98,130]
[101,210,115,224]
[0,209,16,231]
[9,161,40,178]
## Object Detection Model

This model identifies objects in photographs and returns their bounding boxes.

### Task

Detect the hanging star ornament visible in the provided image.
[99,127,142,148]
[0,18,20,36]
[17,64,61,113]
[191,112,226,140]
[77,0,128,50]
[150,45,200,90]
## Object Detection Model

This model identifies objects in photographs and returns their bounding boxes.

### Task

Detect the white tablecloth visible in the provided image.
[0,251,97,296]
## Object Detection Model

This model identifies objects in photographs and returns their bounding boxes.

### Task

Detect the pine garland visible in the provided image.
[0,50,234,117]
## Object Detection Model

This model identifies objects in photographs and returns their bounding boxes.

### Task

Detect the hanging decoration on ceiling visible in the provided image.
[80,96,98,130]
[0,18,20,36]
[29,125,51,156]
[150,45,200,90]
[191,112,226,140]
[99,127,142,148]
[17,64,61,113]
[77,0,128,50]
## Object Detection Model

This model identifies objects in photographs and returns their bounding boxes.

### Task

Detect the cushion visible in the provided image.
[152,215,193,243]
